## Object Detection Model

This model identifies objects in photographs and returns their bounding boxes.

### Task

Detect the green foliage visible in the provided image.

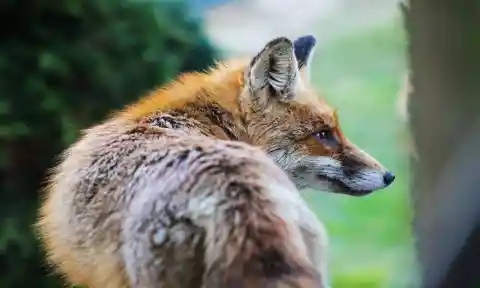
[0,0,216,286]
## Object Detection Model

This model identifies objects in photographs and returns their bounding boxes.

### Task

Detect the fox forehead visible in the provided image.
[293,88,338,128]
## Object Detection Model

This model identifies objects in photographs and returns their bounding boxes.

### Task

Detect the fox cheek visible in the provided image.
[267,147,300,171]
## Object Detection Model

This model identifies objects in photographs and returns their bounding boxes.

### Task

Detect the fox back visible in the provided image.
[37,35,394,288]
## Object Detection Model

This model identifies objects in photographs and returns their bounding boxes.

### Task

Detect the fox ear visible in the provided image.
[246,37,300,107]
[293,35,316,83]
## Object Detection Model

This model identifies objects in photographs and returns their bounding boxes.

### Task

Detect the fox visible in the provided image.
[36,35,395,288]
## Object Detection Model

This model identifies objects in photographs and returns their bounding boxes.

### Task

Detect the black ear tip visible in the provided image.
[293,35,316,66]
[293,35,317,48]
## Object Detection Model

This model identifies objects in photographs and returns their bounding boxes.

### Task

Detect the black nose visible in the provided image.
[383,171,395,186]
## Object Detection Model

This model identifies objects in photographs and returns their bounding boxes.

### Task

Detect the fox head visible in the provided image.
[239,36,395,196]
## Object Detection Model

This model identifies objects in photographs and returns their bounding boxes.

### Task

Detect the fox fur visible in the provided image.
[37,35,394,288]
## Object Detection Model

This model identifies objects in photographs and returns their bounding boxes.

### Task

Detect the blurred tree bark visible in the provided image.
[403,0,480,287]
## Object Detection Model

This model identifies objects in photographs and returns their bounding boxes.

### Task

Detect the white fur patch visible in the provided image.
[186,195,220,227]
[152,228,167,246]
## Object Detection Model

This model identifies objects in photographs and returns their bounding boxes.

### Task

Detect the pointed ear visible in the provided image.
[246,37,300,107]
[293,35,316,83]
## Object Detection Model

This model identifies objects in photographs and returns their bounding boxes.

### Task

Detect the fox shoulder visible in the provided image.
[38,115,327,288]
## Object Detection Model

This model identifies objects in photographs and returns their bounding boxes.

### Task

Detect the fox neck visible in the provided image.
[163,98,250,142]
[121,66,257,143]
[172,71,253,143]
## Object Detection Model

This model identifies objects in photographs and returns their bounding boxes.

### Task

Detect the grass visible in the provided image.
[302,18,420,288]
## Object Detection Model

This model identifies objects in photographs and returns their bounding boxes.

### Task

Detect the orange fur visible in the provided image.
[120,60,248,121]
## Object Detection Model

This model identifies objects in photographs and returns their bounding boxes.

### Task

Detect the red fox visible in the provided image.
[37,35,395,288]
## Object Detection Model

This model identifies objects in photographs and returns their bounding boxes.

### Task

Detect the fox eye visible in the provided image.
[313,130,333,141]
[312,129,338,147]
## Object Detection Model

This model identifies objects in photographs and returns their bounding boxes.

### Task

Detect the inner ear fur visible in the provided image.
[246,37,301,106]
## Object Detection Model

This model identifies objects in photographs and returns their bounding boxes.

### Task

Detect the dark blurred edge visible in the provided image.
[403,0,480,287]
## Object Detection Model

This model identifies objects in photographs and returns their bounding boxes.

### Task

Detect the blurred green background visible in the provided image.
[0,0,415,287]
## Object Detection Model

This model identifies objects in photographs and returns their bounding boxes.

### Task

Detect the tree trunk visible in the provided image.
[403,0,480,287]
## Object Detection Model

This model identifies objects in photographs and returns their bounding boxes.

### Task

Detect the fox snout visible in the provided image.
[332,141,395,195]
[297,149,395,196]
[279,140,395,196]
